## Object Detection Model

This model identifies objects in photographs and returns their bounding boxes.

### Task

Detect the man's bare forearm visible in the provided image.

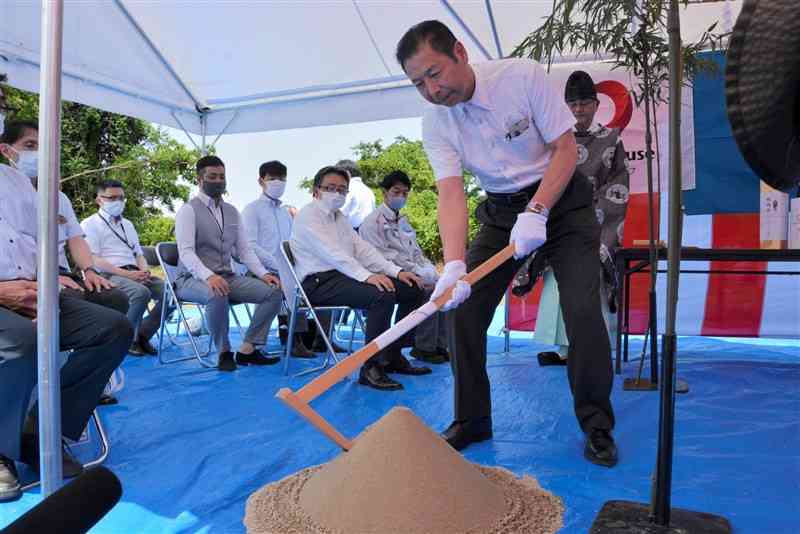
[436,176,469,264]
[530,130,578,210]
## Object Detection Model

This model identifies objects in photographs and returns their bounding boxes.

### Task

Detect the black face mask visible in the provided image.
[202,180,226,199]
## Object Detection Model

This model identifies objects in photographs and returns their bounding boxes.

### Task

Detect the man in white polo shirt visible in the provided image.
[397,20,617,466]
[336,159,375,230]
[82,179,174,356]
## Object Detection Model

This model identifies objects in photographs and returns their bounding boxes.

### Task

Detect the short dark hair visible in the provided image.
[196,155,225,175]
[335,159,360,178]
[1,119,38,146]
[313,165,350,189]
[96,179,124,194]
[380,170,412,191]
[259,160,287,179]
[396,20,458,70]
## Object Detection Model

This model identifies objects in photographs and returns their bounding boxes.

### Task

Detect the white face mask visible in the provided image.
[263,179,286,200]
[102,199,125,218]
[320,191,346,211]
[0,113,5,137]
[13,149,39,179]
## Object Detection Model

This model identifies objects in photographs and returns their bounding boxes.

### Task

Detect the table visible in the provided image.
[614,247,800,374]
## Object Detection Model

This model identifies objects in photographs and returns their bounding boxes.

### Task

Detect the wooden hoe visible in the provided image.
[276,244,515,450]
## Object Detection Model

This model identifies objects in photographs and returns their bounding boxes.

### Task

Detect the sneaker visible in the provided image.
[0,456,21,502]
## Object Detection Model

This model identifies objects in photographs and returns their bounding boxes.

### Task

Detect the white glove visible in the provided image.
[510,211,548,259]
[429,260,471,311]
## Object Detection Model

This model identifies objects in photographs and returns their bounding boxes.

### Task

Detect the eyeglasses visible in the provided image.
[318,185,349,195]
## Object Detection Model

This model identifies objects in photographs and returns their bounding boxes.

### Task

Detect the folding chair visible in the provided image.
[277,241,365,377]
[21,352,111,491]
[154,242,216,367]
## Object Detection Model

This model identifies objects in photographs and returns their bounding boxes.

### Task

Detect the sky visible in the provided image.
[166,116,422,214]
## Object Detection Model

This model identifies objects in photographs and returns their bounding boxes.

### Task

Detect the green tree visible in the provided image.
[2,86,198,239]
[301,137,483,263]
[137,215,177,246]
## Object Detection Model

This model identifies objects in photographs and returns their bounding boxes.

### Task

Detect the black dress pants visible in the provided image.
[302,271,424,366]
[449,174,615,433]
[0,294,132,461]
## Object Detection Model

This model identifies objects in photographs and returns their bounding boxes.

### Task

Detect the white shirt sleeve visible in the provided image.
[174,203,215,281]
[526,62,576,144]
[242,201,277,270]
[234,210,268,279]
[80,216,101,255]
[422,110,463,181]
[292,209,373,282]
[60,195,84,240]
[353,234,402,278]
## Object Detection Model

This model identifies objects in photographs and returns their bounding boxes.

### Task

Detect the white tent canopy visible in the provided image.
[1,0,741,136]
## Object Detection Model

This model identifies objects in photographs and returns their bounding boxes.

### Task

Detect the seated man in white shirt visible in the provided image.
[241,160,313,358]
[336,159,375,230]
[174,156,284,371]
[0,120,127,316]
[291,165,431,391]
[82,179,174,356]
[359,170,450,365]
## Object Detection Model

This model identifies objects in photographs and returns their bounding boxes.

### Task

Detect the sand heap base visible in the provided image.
[245,407,563,534]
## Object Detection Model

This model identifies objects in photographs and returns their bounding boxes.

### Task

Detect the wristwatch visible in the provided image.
[526,201,550,218]
[82,267,101,278]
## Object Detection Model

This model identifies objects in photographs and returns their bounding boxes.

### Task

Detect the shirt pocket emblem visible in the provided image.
[504,116,530,141]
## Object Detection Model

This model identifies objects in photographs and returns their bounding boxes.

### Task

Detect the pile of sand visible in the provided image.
[245,407,563,533]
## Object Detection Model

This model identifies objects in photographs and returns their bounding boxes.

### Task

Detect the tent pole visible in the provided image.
[208,110,240,152]
[36,0,65,497]
[200,113,208,155]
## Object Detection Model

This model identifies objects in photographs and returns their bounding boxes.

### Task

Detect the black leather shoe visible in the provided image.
[0,456,21,502]
[410,347,448,364]
[584,428,618,467]
[136,335,158,356]
[218,351,237,371]
[20,436,84,479]
[537,351,567,366]
[437,347,451,362]
[235,349,280,366]
[128,342,147,356]
[290,338,316,359]
[385,354,432,375]
[358,365,403,391]
[441,417,493,451]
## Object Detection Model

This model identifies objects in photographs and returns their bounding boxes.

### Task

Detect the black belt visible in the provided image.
[485,182,540,205]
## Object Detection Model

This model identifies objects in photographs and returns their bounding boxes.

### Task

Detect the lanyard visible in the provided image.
[99,214,136,253]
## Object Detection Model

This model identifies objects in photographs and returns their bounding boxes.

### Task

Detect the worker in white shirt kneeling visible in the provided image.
[359,170,450,365]
[290,165,432,391]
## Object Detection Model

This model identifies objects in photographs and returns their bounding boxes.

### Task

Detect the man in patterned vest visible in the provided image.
[531,70,630,366]
[174,156,284,371]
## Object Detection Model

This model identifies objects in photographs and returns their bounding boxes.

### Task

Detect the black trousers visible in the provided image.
[59,274,130,316]
[450,174,615,433]
[0,294,132,461]
[302,270,424,366]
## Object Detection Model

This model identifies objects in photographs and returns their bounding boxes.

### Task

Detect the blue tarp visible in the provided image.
[1,308,798,533]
